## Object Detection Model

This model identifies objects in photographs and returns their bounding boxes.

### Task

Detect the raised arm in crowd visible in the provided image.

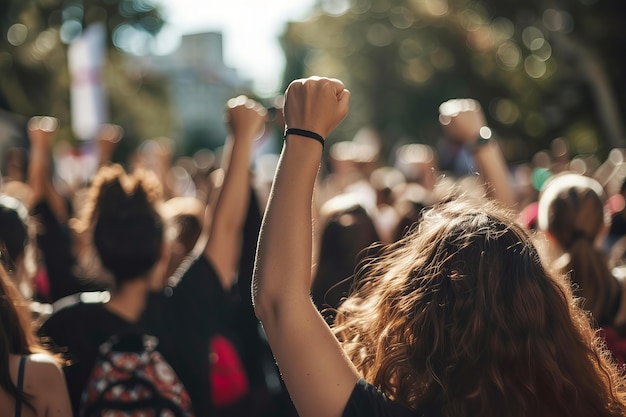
[253,76,626,417]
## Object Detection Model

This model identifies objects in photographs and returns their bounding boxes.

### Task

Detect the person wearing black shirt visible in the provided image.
[252,77,626,417]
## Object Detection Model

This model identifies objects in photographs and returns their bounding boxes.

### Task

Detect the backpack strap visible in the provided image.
[51,291,111,313]
[15,356,26,417]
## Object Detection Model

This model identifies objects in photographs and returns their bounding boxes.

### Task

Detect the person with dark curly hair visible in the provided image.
[38,164,190,417]
[252,76,626,417]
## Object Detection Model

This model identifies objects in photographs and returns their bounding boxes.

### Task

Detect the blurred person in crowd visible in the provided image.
[158,195,206,279]
[394,144,437,192]
[28,95,275,416]
[0,194,35,300]
[438,98,516,209]
[3,147,28,185]
[139,95,271,416]
[369,167,405,243]
[38,164,187,416]
[311,193,380,324]
[537,173,625,328]
[608,176,626,245]
[0,260,71,416]
[0,193,52,325]
[253,76,626,417]
[391,182,431,242]
[27,117,120,302]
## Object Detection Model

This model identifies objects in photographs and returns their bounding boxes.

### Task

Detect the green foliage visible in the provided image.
[0,0,170,147]
[281,0,626,162]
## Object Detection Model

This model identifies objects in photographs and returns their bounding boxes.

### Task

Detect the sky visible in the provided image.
[156,0,318,96]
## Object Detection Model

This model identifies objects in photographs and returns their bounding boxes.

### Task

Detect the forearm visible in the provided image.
[27,145,49,203]
[473,142,516,208]
[253,136,359,417]
[213,137,253,235]
[205,98,266,288]
[29,149,68,224]
[205,136,253,287]
[27,117,68,222]
[253,138,321,318]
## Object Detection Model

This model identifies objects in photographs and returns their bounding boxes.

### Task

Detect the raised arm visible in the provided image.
[252,77,359,417]
[96,123,124,168]
[205,97,267,289]
[439,99,517,209]
[27,116,69,223]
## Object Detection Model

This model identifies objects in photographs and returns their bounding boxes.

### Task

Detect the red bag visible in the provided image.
[209,334,249,407]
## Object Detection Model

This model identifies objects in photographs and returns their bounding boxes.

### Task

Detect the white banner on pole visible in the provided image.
[68,23,108,141]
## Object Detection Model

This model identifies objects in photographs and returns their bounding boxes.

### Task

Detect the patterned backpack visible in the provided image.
[80,332,195,417]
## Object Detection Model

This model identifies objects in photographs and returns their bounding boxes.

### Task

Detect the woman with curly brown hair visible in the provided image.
[252,76,626,417]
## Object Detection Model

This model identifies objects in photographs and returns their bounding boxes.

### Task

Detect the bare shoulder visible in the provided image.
[19,354,72,417]
[28,352,60,365]
[25,353,64,382]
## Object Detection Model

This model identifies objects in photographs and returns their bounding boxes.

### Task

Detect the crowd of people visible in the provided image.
[1,74,626,417]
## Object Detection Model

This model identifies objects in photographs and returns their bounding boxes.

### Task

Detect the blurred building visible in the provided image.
[132,32,252,152]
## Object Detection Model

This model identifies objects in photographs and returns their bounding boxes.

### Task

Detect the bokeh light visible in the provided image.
[429,47,454,70]
[389,6,414,29]
[350,0,371,14]
[398,38,422,60]
[543,9,564,32]
[113,24,153,55]
[7,24,28,47]
[366,23,393,47]
[522,26,543,50]
[60,19,82,44]
[34,29,58,56]
[524,112,547,137]
[467,27,494,51]
[544,9,575,33]
[424,0,449,17]
[403,58,433,85]
[62,5,84,21]
[404,59,434,84]
[529,39,552,62]
[460,9,484,31]
[490,98,520,125]
[496,42,521,70]
[524,55,547,78]
[322,0,350,17]
[491,17,514,41]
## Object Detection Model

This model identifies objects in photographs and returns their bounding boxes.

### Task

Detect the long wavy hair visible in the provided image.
[0,263,48,410]
[333,199,626,417]
[537,173,619,326]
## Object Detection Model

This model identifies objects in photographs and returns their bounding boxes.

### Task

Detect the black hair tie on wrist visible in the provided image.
[284,128,325,148]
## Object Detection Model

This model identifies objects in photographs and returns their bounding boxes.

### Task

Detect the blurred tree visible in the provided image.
[280,0,626,163]
[0,0,172,147]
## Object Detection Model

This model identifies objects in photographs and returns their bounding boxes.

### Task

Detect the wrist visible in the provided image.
[283,134,325,164]
[468,126,493,152]
[284,128,325,149]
